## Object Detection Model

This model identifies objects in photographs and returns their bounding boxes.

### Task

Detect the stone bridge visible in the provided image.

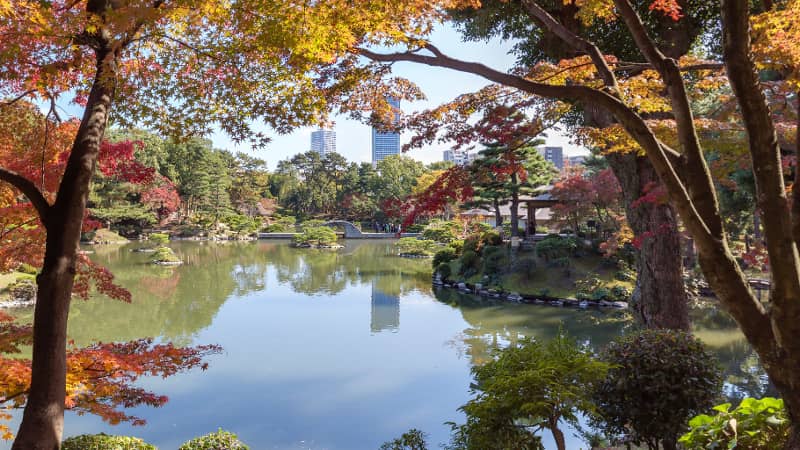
[324,221,365,238]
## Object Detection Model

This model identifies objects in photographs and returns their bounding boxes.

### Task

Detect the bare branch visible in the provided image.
[0,167,51,222]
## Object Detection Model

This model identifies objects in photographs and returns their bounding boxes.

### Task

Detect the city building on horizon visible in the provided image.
[443,148,475,166]
[372,97,401,167]
[538,146,564,170]
[310,129,336,157]
[566,155,586,168]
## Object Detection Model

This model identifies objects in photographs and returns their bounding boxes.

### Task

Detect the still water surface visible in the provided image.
[5,241,761,449]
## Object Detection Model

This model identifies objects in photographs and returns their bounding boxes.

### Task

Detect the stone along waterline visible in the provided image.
[3,241,761,449]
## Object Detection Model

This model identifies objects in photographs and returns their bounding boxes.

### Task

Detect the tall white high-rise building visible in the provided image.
[372,97,401,167]
[310,129,336,157]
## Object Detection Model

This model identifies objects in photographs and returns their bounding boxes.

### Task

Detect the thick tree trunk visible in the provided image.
[608,153,690,330]
[12,51,116,450]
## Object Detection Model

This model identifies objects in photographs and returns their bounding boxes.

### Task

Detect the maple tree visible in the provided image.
[550,167,623,235]
[0,0,479,447]
[355,0,800,444]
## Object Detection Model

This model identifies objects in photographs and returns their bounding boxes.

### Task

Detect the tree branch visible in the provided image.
[519,0,618,91]
[722,0,800,318]
[0,167,51,221]
[614,0,724,239]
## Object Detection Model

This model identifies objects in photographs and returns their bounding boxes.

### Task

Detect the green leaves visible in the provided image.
[680,397,789,450]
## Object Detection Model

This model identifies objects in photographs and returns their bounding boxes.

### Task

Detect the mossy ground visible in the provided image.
[446,251,634,299]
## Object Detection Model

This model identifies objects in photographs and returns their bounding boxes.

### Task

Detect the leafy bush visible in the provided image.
[436,262,452,280]
[679,397,789,450]
[149,233,170,246]
[293,226,338,246]
[380,428,429,450]
[16,263,38,275]
[263,215,296,232]
[536,235,577,261]
[62,434,156,450]
[433,247,458,268]
[421,220,461,243]
[610,285,631,301]
[404,223,425,233]
[223,214,260,233]
[299,219,327,230]
[481,245,508,275]
[395,238,438,256]
[447,331,608,450]
[481,230,503,246]
[593,329,722,450]
[459,250,480,276]
[7,278,36,301]
[178,429,249,450]
[448,239,464,254]
[151,246,181,263]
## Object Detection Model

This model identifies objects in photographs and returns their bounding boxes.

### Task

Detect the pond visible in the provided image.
[3,240,766,449]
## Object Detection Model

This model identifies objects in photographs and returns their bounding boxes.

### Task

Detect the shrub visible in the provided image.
[178,429,249,450]
[16,263,38,275]
[462,233,482,254]
[459,250,480,276]
[448,239,464,254]
[481,245,508,275]
[151,246,181,263]
[512,257,537,278]
[293,226,338,246]
[433,247,458,268]
[380,428,429,450]
[437,262,452,280]
[421,220,461,243]
[679,397,789,450]
[299,219,327,230]
[447,331,608,450]
[593,330,722,450]
[395,238,438,256]
[536,235,577,261]
[610,285,631,302]
[223,214,260,233]
[8,278,36,301]
[62,434,156,450]
[481,230,502,246]
[149,233,170,246]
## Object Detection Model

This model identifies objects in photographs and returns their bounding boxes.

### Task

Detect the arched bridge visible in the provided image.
[324,221,364,238]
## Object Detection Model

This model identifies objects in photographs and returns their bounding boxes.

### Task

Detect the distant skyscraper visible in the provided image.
[310,129,336,157]
[443,149,455,162]
[372,97,401,167]
[539,146,564,170]
[370,284,400,333]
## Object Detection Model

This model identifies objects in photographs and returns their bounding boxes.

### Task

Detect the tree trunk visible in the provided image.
[607,153,690,330]
[12,50,116,450]
[510,195,520,238]
[493,198,503,227]
[548,418,566,450]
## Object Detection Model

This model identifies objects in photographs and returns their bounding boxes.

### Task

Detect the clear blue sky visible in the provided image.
[210,24,587,169]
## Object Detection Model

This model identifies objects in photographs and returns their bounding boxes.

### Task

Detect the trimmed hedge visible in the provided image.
[178,429,249,450]
[62,434,156,450]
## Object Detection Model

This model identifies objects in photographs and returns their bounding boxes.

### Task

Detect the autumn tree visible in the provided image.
[550,167,623,235]
[0,0,469,447]
[356,0,800,444]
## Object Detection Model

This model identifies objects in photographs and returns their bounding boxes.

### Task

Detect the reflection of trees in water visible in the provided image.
[61,241,433,346]
[436,288,770,400]
[262,240,432,296]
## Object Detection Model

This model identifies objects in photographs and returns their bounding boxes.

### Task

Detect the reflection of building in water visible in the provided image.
[371,284,400,333]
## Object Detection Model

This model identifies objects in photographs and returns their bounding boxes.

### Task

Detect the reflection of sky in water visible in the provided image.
[2,241,756,450]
